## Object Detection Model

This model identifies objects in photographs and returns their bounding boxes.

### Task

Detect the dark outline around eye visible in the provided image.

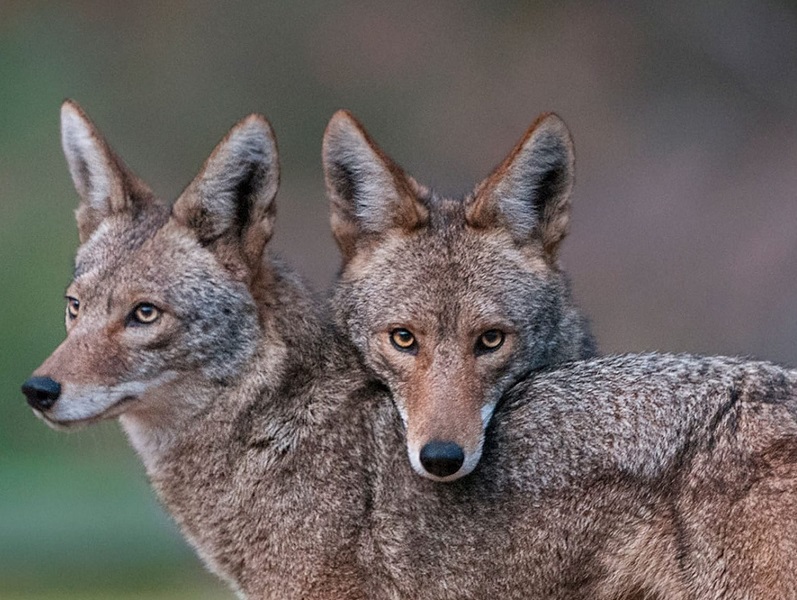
[129,302,161,326]
[475,329,505,355]
[66,296,80,320]
[390,328,418,354]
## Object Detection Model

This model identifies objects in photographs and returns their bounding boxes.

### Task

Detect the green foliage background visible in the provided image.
[2,1,796,597]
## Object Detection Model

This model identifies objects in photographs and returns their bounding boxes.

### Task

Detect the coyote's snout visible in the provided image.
[324,110,596,480]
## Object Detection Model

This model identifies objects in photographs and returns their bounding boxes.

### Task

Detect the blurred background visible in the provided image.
[2,0,796,597]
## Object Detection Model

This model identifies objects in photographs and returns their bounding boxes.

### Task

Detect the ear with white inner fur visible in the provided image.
[466,113,575,261]
[172,114,279,271]
[61,100,153,243]
[323,110,427,262]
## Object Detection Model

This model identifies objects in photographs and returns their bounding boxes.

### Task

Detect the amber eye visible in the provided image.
[130,303,161,325]
[66,296,80,319]
[390,328,417,352]
[476,329,504,353]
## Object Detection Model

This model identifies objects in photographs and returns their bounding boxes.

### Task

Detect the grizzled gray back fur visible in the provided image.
[154,348,797,599]
[360,353,797,599]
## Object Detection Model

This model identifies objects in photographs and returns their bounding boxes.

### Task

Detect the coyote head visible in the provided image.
[22,101,279,432]
[324,111,595,481]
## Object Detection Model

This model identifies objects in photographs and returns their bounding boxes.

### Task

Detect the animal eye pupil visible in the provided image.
[66,297,80,318]
[478,330,504,351]
[390,329,416,350]
[133,303,159,324]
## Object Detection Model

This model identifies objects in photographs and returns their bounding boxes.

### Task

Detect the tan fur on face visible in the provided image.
[373,286,516,479]
[36,326,129,389]
[403,340,485,456]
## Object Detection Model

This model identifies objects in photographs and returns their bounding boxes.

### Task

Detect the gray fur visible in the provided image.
[131,342,797,599]
[25,104,797,598]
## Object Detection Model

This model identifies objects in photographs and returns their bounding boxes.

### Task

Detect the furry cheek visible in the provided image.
[371,333,418,377]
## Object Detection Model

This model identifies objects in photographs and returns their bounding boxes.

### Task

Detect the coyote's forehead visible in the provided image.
[73,214,226,299]
[345,219,552,333]
[74,209,168,276]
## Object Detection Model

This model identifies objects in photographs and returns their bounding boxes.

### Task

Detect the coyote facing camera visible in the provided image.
[21,103,797,599]
[324,110,596,481]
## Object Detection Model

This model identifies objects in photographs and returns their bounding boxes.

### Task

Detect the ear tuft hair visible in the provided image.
[172,114,280,271]
[60,100,153,242]
[466,113,575,260]
[323,110,427,262]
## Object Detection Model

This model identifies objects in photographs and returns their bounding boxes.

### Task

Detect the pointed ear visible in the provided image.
[61,100,154,242]
[172,114,279,271]
[322,110,427,261]
[466,113,574,261]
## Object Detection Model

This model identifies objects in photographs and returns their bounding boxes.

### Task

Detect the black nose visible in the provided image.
[419,440,465,478]
[21,376,62,411]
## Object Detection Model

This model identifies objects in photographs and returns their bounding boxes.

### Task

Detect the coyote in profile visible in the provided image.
[22,103,797,599]
[324,110,596,480]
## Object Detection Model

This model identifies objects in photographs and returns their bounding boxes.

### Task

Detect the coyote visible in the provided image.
[324,110,596,480]
[22,103,797,599]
